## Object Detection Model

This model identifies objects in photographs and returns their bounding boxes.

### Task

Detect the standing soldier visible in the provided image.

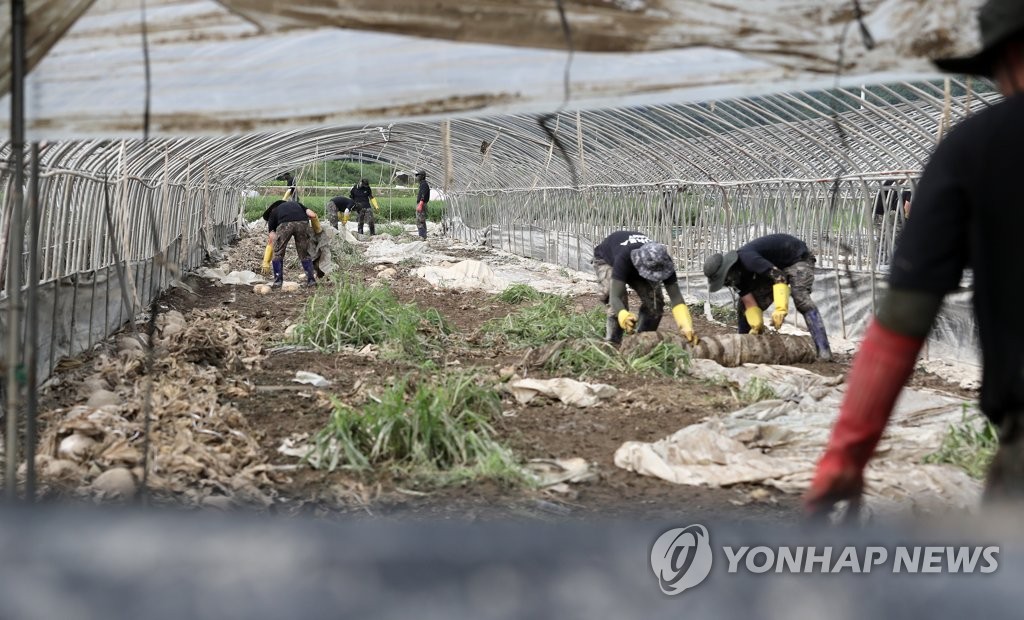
[592,231,697,346]
[277,171,299,201]
[806,0,1024,513]
[703,233,831,361]
[415,170,430,239]
[349,178,380,236]
[262,199,321,288]
[326,195,356,230]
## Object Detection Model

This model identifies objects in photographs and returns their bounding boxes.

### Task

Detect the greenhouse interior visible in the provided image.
[0,0,1011,561]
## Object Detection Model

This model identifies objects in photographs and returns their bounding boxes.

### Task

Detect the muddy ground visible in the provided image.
[32,234,977,522]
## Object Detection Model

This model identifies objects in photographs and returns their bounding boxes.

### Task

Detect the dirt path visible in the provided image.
[31,232,976,521]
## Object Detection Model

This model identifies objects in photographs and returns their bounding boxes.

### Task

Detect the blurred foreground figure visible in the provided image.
[704,233,831,361]
[592,231,697,346]
[806,0,1024,515]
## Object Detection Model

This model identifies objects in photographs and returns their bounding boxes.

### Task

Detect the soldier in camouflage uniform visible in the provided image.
[263,199,319,288]
[415,170,430,239]
[704,233,831,361]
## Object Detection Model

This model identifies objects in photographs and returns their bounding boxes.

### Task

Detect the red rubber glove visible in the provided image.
[416,200,424,213]
[803,319,924,518]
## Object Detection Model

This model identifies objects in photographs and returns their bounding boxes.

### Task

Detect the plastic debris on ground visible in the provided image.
[506,378,617,408]
[613,358,982,515]
[292,371,330,388]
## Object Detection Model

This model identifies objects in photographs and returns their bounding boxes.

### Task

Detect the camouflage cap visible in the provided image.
[630,242,676,282]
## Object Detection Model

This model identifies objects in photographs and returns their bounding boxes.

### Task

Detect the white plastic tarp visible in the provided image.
[0,0,984,139]
[614,359,983,514]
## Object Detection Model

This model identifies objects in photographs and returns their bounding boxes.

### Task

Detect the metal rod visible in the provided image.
[4,0,26,500]
[24,142,40,501]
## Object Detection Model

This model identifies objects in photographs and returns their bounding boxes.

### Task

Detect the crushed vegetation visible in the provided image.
[31,308,286,507]
[924,406,998,479]
[379,224,406,237]
[308,373,524,485]
[482,293,605,347]
[292,279,451,359]
[531,339,690,378]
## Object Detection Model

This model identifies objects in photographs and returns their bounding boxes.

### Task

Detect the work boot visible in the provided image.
[605,315,624,346]
[418,225,427,239]
[271,259,284,289]
[804,308,832,361]
[369,223,375,236]
[984,418,1024,504]
[301,259,317,288]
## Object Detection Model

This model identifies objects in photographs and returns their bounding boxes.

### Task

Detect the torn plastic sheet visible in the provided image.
[3,0,981,138]
[365,239,439,264]
[413,260,508,293]
[196,267,265,285]
[507,378,617,408]
[614,359,982,514]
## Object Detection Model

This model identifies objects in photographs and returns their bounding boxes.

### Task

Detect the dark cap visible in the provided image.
[630,242,676,282]
[703,251,738,293]
[933,0,1024,77]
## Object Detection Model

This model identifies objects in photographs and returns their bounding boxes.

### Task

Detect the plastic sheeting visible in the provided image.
[614,359,982,514]
[0,0,984,139]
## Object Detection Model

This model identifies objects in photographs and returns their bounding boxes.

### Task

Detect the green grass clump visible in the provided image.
[380,224,406,237]
[737,377,777,404]
[309,373,524,483]
[924,406,997,479]
[292,279,450,359]
[626,341,691,377]
[483,295,605,347]
[541,340,690,378]
[497,283,544,305]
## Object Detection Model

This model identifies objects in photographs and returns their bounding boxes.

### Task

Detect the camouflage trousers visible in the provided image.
[358,207,375,235]
[272,220,312,262]
[594,258,665,342]
[326,200,340,229]
[736,256,818,332]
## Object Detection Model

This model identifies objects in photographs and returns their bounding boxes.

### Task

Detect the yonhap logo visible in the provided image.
[650,524,1000,594]
[650,524,714,595]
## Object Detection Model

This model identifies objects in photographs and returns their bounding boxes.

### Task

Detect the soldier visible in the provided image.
[704,233,831,361]
[592,231,697,346]
[349,178,380,236]
[415,170,430,239]
[806,0,1024,513]
[326,195,355,230]
[263,200,320,288]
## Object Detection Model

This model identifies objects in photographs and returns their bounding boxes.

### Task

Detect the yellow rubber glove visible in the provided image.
[771,282,790,329]
[309,213,322,234]
[745,306,765,335]
[617,309,638,333]
[671,304,698,345]
[261,243,273,275]
[371,197,380,212]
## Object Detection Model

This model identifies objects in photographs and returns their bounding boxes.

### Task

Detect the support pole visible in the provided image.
[4,0,26,500]
[24,142,39,501]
